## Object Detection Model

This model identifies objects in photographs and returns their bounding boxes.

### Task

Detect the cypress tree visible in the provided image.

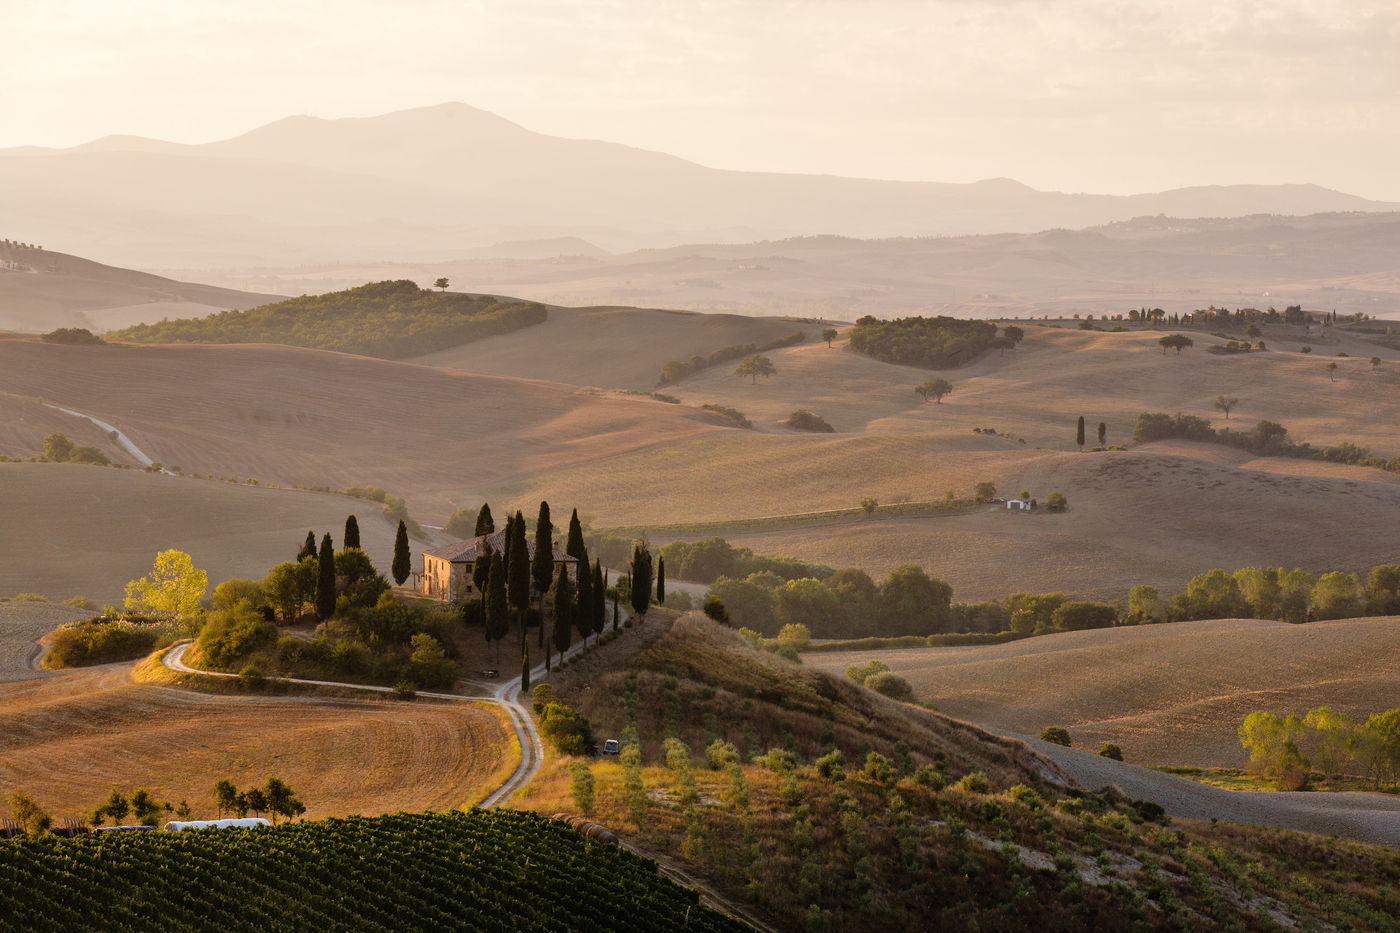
[552,563,574,664]
[656,555,666,606]
[1076,415,1086,450]
[612,596,619,632]
[532,501,554,605]
[486,551,508,664]
[392,519,411,585]
[592,561,606,640]
[297,530,316,562]
[473,551,491,604]
[475,503,495,536]
[508,511,530,644]
[343,515,360,550]
[574,546,593,645]
[521,640,530,693]
[315,533,336,620]
[630,544,653,622]
[565,508,585,561]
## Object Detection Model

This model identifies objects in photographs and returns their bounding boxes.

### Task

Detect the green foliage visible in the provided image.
[954,770,992,793]
[848,315,998,368]
[658,537,832,585]
[46,615,180,668]
[1126,584,1162,623]
[658,331,805,385]
[629,543,653,619]
[783,409,834,432]
[42,433,74,462]
[1040,727,1072,747]
[343,515,360,550]
[108,281,549,359]
[1098,743,1124,761]
[1044,491,1068,512]
[864,671,915,702]
[41,327,104,345]
[0,811,744,931]
[859,496,878,514]
[570,762,595,813]
[844,659,890,685]
[734,354,776,384]
[124,549,208,622]
[974,481,997,503]
[1239,711,1310,790]
[315,533,336,620]
[197,602,277,670]
[539,702,594,756]
[391,520,411,587]
[263,558,318,622]
[915,377,953,404]
[702,594,728,623]
[705,739,741,770]
[8,791,51,835]
[699,404,752,429]
[1050,600,1116,631]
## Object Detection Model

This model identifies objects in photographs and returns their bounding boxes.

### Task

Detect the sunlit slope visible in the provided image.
[0,665,507,819]
[807,617,1400,768]
[0,337,727,518]
[0,464,419,603]
[409,303,815,391]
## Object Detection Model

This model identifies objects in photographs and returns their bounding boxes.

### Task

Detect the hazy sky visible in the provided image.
[5,0,1398,198]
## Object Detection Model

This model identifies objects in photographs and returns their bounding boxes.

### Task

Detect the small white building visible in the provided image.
[1006,498,1032,511]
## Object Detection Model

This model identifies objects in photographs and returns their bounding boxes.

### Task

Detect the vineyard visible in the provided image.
[0,810,749,932]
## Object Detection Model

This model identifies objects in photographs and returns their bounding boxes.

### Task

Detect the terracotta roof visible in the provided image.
[423,530,577,565]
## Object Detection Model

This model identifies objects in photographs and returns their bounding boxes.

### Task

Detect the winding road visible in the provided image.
[44,402,170,472]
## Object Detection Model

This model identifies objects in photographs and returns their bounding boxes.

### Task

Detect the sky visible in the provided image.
[3,0,1398,199]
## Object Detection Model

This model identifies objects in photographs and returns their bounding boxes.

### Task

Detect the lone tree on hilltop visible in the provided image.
[1327,361,1339,382]
[392,520,411,586]
[1159,334,1194,355]
[343,514,360,550]
[1076,415,1085,450]
[915,377,953,404]
[734,354,776,385]
[316,533,336,619]
[1097,421,1107,446]
[1214,396,1238,420]
[821,327,838,348]
[433,277,449,292]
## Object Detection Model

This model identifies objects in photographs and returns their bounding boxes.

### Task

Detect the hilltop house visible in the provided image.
[415,529,577,602]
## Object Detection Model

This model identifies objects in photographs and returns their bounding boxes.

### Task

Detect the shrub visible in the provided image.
[845,659,890,685]
[864,671,915,702]
[1044,492,1068,512]
[815,749,846,781]
[1040,726,1072,747]
[197,603,277,670]
[955,770,991,794]
[762,748,798,773]
[570,762,595,813]
[783,410,835,433]
[705,740,740,770]
[531,683,559,715]
[701,594,729,623]
[1098,743,1124,761]
[539,702,594,756]
[46,615,178,668]
[863,751,895,784]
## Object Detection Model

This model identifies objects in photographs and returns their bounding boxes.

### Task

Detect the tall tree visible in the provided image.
[821,327,838,348]
[473,550,491,605]
[592,561,607,641]
[297,530,317,562]
[656,555,666,606]
[565,508,586,561]
[343,514,360,550]
[630,544,653,622]
[486,551,509,664]
[391,520,411,586]
[1214,396,1238,420]
[213,779,238,818]
[1076,415,1086,450]
[574,548,593,644]
[316,533,337,620]
[508,511,530,644]
[551,563,574,665]
[475,503,495,536]
[124,549,208,622]
[521,640,531,692]
[532,501,554,604]
[1097,421,1107,446]
[433,277,450,292]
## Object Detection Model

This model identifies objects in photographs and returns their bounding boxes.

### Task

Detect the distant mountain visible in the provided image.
[0,241,284,333]
[2,102,1395,270]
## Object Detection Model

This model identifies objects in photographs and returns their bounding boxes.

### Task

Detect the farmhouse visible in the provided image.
[415,529,577,602]
[1006,498,1032,510]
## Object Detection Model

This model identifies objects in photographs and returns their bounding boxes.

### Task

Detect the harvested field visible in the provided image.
[0,463,436,604]
[0,664,510,821]
[0,602,89,682]
[807,617,1400,767]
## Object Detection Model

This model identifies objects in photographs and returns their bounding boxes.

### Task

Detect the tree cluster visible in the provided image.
[711,564,952,638]
[1240,706,1400,791]
[656,537,833,585]
[656,330,805,386]
[41,432,110,465]
[213,777,305,823]
[108,280,548,360]
[848,316,1005,369]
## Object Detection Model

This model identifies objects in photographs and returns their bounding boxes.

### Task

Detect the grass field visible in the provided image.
[806,617,1400,768]
[0,463,431,604]
[0,661,510,822]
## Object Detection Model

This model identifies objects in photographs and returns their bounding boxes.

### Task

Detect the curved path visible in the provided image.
[162,641,549,807]
[44,402,170,472]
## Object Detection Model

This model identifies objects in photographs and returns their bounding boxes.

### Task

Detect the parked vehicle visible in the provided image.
[602,739,620,755]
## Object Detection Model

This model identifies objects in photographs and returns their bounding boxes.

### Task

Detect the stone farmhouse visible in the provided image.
[415,529,578,602]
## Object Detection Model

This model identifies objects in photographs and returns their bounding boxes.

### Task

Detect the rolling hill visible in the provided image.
[3,102,1394,269]
[806,617,1400,769]
[0,241,282,333]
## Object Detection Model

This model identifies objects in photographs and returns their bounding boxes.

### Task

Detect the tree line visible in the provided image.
[656,331,806,386]
[847,316,1019,369]
[107,280,548,359]
[1240,706,1400,791]
[1133,411,1400,475]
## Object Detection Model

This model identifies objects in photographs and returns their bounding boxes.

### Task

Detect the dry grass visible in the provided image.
[0,462,429,604]
[0,662,510,821]
[807,617,1400,767]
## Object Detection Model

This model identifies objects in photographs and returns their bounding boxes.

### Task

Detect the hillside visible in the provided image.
[0,241,281,333]
[108,280,549,359]
[3,102,1394,269]
[806,618,1400,767]
[0,810,746,932]
[410,304,817,392]
[0,464,430,604]
[513,612,1400,931]
[0,663,509,820]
